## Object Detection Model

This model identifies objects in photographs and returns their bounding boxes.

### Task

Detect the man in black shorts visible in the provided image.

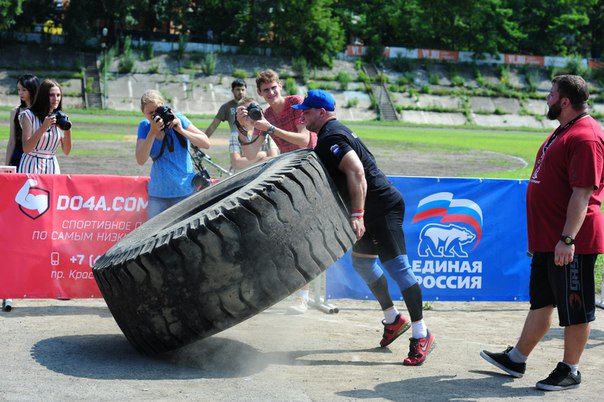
[292,90,435,365]
[480,75,604,391]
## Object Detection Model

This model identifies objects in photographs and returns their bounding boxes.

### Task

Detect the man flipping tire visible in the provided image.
[293,90,435,366]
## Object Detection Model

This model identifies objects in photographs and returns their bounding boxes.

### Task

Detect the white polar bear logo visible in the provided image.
[418,224,476,258]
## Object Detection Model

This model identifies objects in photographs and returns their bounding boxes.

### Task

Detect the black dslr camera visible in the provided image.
[153,106,176,125]
[246,103,262,121]
[50,110,71,130]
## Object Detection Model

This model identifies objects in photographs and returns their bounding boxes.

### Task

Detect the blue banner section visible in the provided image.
[326,176,530,302]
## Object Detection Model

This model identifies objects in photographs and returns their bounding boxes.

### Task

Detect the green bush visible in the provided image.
[118,36,136,73]
[232,68,248,79]
[292,56,309,83]
[451,74,465,87]
[337,71,352,90]
[589,66,604,86]
[85,77,94,93]
[476,75,487,88]
[147,63,159,74]
[525,70,540,92]
[499,65,511,88]
[354,59,363,72]
[369,93,378,110]
[428,73,440,85]
[358,71,371,84]
[391,56,411,72]
[397,73,414,86]
[176,34,188,60]
[202,53,217,75]
[283,77,298,95]
[346,97,359,108]
[554,54,589,77]
[374,72,389,85]
[118,53,135,73]
[143,42,154,60]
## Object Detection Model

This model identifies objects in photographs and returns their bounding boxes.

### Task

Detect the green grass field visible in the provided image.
[0,110,601,291]
[0,111,548,179]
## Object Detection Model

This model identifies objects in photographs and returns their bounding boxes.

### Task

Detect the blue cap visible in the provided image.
[291,90,335,111]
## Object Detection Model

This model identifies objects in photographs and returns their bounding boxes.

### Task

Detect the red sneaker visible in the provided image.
[403,331,435,366]
[380,314,411,347]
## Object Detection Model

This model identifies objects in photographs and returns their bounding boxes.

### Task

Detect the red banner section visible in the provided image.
[589,60,604,69]
[346,45,368,57]
[418,49,459,62]
[503,54,545,66]
[345,45,583,68]
[0,174,149,298]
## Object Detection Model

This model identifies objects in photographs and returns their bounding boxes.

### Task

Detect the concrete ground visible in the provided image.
[1,297,603,401]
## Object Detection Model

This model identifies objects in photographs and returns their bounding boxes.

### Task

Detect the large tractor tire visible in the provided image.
[92,149,356,355]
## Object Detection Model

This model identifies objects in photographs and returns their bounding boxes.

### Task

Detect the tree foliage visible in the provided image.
[4,0,603,66]
[0,0,23,30]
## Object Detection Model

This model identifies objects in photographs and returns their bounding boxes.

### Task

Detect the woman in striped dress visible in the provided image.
[19,79,72,174]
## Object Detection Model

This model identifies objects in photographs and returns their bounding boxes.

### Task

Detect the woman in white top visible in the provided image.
[19,79,72,174]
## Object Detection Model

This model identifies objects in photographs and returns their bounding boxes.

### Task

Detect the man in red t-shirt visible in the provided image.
[481,75,604,391]
[251,69,317,152]
[236,69,317,314]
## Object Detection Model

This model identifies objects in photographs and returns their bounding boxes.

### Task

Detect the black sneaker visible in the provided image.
[536,362,581,391]
[480,346,526,378]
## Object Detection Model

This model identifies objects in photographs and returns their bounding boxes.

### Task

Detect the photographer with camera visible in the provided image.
[236,69,318,314]
[19,79,72,174]
[237,69,317,157]
[229,97,279,172]
[136,90,210,219]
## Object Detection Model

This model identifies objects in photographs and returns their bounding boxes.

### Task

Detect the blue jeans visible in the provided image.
[147,195,189,220]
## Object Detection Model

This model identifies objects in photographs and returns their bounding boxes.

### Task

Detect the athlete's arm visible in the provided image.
[338,150,367,240]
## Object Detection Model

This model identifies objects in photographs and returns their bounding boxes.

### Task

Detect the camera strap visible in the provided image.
[151,129,188,161]
[235,120,263,145]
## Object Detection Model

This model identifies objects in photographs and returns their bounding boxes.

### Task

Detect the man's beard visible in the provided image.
[547,100,562,120]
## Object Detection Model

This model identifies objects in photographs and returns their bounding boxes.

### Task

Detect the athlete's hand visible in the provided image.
[350,216,365,240]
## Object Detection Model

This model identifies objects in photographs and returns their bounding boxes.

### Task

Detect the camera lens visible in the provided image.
[51,111,71,130]
[58,118,71,130]
[247,104,262,121]
[154,106,175,124]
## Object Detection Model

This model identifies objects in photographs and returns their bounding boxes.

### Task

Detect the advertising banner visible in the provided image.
[2,174,531,302]
[504,54,545,66]
[326,177,530,302]
[0,174,148,298]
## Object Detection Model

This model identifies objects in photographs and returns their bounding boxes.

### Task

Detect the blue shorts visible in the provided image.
[529,252,596,326]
